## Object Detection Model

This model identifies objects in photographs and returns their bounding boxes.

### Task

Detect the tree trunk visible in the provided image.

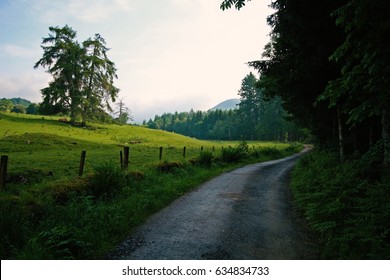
[337,105,345,160]
[382,109,390,166]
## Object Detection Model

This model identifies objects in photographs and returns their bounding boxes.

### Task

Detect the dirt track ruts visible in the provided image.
[108,147,317,259]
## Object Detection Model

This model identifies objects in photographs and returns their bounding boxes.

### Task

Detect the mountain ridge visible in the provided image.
[209,98,240,111]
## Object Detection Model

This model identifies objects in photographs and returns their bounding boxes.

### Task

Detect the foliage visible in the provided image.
[0,196,29,259]
[220,0,247,11]
[128,170,145,181]
[0,99,14,112]
[221,145,247,163]
[89,161,128,199]
[157,161,184,173]
[291,150,390,259]
[146,75,307,142]
[34,25,119,125]
[197,151,214,167]
[221,0,390,259]
[0,98,35,114]
[29,226,90,259]
[222,0,389,163]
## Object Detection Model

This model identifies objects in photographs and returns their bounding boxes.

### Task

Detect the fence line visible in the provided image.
[0,145,225,189]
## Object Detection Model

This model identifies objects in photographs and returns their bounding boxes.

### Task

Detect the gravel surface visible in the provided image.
[107,148,317,260]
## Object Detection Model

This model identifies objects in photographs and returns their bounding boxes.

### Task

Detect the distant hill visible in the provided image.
[209,98,240,111]
[1,97,32,107]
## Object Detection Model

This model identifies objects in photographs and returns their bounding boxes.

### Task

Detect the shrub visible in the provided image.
[51,177,90,204]
[258,146,282,157]
[197,151,214,167]
[157,161,183,173]
[238,138,249,153]
[283,142,302,154]
[128,170,145,181]
[221,146,246,163]
[89,161,127,198]
[30,226,90,259]
[0,197,27,259]
[291,149,390,259]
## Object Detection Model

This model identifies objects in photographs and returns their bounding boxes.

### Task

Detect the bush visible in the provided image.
[0,197,27,259]
[291,149,390,259]
[51,177,89,204]
[89,161,127,198]
[157,161,183,173]
[258,146,282,157]
[128,170,145,181]
[29,226,90,259]
[221,146,247,163]
[197,151,214,167]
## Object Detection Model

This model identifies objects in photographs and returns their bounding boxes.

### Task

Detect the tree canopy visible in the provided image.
[34,25,119,125]
[222,0,390,165]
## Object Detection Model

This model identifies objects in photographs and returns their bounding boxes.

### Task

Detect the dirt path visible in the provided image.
[108,147,317,259]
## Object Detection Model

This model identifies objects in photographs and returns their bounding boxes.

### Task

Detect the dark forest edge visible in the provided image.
[221,0,390,259]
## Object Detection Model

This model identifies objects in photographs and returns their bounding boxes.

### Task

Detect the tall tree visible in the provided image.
[222,0,347,148]
[34,25,119,125]
[321,0,390,164]
[237,72,262,138]
[34,26,83,124]
[81,34,119,125]
[220,0,390,164]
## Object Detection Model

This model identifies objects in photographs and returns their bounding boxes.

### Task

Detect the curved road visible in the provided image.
[108,147,317,259]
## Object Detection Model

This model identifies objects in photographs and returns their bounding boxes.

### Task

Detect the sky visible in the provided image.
[0,0,273,123]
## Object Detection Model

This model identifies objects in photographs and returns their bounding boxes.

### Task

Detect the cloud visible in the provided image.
[30,0,134,24]
[1,44,38,58]
[66,0,133,23]
[113,0,272,122]
[0,72,49,102]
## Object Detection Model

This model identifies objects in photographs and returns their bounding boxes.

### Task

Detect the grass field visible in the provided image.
[0,112,303,259]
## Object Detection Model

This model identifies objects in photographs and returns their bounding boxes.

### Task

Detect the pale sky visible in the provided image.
[0,0,272,122]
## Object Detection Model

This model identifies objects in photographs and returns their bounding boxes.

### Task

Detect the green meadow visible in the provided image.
[0,112,302,259]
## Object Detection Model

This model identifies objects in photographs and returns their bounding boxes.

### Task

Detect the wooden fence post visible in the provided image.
[79,151,86,176]
[183,146,186,158]
[0,155,8,190]
[159,147,163,161]
[123,147,129,170]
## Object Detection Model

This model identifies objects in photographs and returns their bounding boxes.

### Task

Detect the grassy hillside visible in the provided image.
[0,112,302,259]
[1,112,293,179]
[0,112,215,180]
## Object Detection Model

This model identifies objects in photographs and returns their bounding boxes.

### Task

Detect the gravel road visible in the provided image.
[108,148,317,260]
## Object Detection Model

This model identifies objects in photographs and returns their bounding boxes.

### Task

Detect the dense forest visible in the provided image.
[222,0,389,163]
[221,0,390,258]
[147,72,308,141]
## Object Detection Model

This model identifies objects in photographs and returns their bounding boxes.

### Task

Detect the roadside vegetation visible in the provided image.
[0,112,302,259]
[291,147,390,259]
